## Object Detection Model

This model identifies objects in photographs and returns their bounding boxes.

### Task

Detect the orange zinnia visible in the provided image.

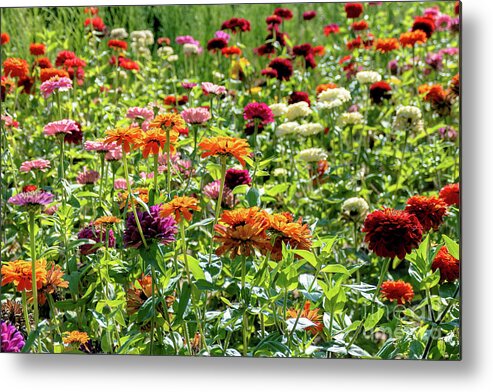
[219,207,270,229]
[268,216,312,261]
[399,30,427,47]
[135,127,178,158]
[94,215,122,226]
[104,126,143,153]
[375,38,400,53]
[149,113,185,131]
[119,188,149,209]
[316,83,337,95]
[199,136,252,167]
[63,331,90,345]
[214,223,271,259]
[286,301,323,335]
[40,68,70,82]
[1,259,48,292]
[28,264,68,306]
[159,195,201,222]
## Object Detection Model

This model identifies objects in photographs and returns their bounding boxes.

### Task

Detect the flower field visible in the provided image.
[0,1,460,359]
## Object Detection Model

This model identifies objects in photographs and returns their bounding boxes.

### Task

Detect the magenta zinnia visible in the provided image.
[243,102,274,125]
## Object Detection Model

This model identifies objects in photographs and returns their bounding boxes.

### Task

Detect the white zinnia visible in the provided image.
[298,123,324,136]
[393,105,424,133]
[183,43,199,55]
[298,148,328,162]
[285,101,312,121]
[337,112,364,127]
[316,88,351,110]
[110,28,128,39]
[341,197,369,222]
[276,121,300,136]
[157,46,174,57]
[269,103,288,118]
[273,168,288,177]
[356,71,382,84]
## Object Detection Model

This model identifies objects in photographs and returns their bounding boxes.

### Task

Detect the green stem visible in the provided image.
[21,291,31,335]
[28,212,40,352]
[166,128,171,199]
[99,154,105,208]
[122,149,148,248]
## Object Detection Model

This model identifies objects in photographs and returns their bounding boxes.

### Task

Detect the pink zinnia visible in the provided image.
[1,114,19,128]
[203,180,234,208]
[243,102,274,124]
[19,159,51,173]
[40,76,72,98]
[76,167,100,185]
[114,178,130,189]
[105,145,122,161]
[126,106,154,121]
[43,119,78,137]
[436,14,452,31]
[85,140,117,153]
[201,82,226,96]
[182,82,197,89]
[181,107,211,124]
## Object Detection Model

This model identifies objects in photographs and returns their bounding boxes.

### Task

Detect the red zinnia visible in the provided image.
[381,280,414,304]
[221,18,251,33]
[3,58,29,79]
[352,20,368,31]
[108,40,128,51]
[288,91,311,106]
[323,24,340,36]
[369,81,392,104]
[40,68,69,82]
[362,208,423,260]
[303,11,317,21]
[432,246,459,283]
[274,8,294,20]
[344,3,364,19]
[292,43,313,57]
[439,183,460,207]
[412,16,435,38]
[55,50,76,67]
[207,37,228,53]
[221,46,242,57]
[266,15,282,26]
[1,32,10,45]
[29,43,46,56]
[405,195,448,232]
[268,57,293,81]
[35,57,53,69]
[84,16,106,32]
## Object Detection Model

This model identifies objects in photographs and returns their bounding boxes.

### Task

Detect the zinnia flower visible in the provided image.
[28,264,69,306]
[181,107,211,124]
[225,168,252,189]
[375,38,399,53]
[303,11,317,20]
[381,280,415,304]
[203,180,234,208]
[362,208,423,260]
[201,82,226,96]
[399,30,427,47]
[370,81,392,104]
[123,205,177,248]
[268,58,293,81]
[40,68,69,82]
[126,106,154,121]
[76,167,100,185]
[8,190,54,208]
[159,195,201,223]
[243,102,274,125]
[135,127,178,158]
[439,183,460,207]
[344,3,364,18]
[269,103,288,117]
[104,126,143,153]
[432,246,460,282]
[77,224,116,255]
[3,58,29,78]
[43,119,78,137]
[149,113,186,132]
[356,71,381,84]
[19,159,50,173]
[393,106,423,133]
[299,148,328,163]
[268,213,312,261]
[405,195,448,232]
[286,301,323,334]
[199,136,252,167]
[1,259,48,292]
[338,112,364,127]
[412,17,435,38]
[63,331,90,345]
[29,43,46,56]
[323,24,340,36]
[1,322,25,353]
[341,197,369,222]
[108,39,128,50]
[40,76,73,98]
[221,18,251,33]
[1,32,10,45]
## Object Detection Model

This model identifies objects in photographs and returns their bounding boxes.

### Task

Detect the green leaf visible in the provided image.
[442,235,459,260]
[232,184,249,195]
[321,264,350,275]
[364,308,384,331]
[246,187,261,207]
[292,249,318,268]
[180,254,205,281]
[173,282,191,325]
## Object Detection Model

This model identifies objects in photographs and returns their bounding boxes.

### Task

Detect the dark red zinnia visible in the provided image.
[432,246,460,283]
[344,3,364,19]
[369,81,392,104]
[292,43,313,57]
[362,208,423,260]
[274,7,294,20]
[412,16,435,38]
[303,11,317,21]
[64,121,83,145]
[352,20,368,31]
[207,37,228,53]
[268,57,293,81]
[405,195,448,232]
[439,183,460,207]
[288,91,311,106]
[381,280,415,304]
[266,15,282,26]
[261,67,278,78]
[23,185,38,192]
[254,44,276,57]
[1,32,10,45]
[225,168,252,189]
[221,18,251,33]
